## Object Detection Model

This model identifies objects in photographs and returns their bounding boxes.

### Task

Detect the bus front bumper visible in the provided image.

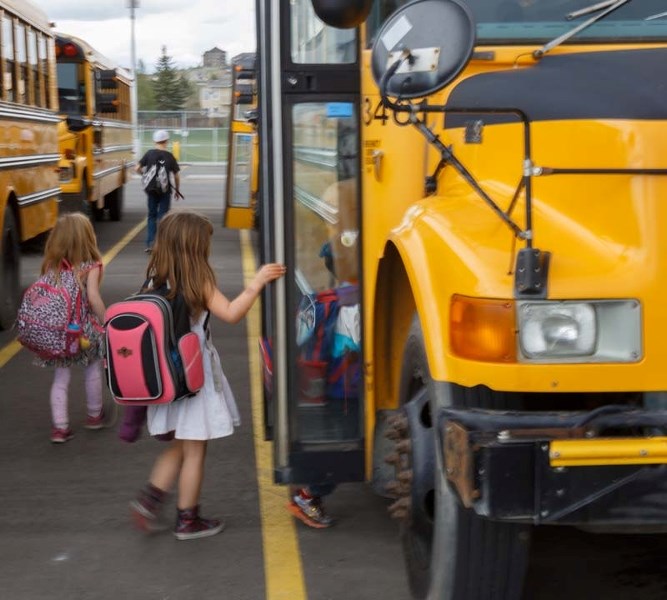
[441,408,667,527]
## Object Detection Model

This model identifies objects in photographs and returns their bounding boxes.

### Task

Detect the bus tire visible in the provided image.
[106,186,124,222]
[80,180,95,221]
[0,206,20,330]
[396,315,530,600]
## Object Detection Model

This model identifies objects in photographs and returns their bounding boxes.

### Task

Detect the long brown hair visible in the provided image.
[145,210,216,317]
[41,212,102,277]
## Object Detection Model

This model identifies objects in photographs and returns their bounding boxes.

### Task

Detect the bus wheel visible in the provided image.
[0,206,20,330]
[80,181,95,221]
[106,187,124,221]
[391,315,531,600]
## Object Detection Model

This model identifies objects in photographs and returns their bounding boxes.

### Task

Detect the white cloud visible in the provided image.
[30,0,256,71]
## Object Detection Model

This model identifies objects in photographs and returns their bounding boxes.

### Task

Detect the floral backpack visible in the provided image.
[16,261,97,360]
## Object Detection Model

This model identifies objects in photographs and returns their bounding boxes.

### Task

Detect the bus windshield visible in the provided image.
[367,0,667,46]
[57,63,85,115]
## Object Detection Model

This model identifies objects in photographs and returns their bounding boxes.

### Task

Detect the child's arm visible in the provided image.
[207,263,286,324]
[86,265,106,322]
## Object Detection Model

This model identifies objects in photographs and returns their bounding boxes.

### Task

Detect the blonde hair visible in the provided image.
[145,210,216,317]
[41,212,102,277]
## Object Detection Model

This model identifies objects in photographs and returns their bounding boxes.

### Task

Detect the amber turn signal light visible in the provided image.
[450,295,517,362]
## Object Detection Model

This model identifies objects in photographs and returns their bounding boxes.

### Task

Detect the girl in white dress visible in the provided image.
[130,210,285,540]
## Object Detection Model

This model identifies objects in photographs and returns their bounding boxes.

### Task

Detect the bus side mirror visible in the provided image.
[96,69,119,114]
[370,0,475,99]
[311,0,373,28]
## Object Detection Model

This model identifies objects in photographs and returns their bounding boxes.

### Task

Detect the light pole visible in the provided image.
[127,0,140,158]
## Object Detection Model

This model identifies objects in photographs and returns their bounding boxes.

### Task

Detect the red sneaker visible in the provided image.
[50,428,74,444]
[130,499,168,533]
[174,506,224,540]
[85,410,105,430]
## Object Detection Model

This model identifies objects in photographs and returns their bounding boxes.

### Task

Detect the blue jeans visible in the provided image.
[308,483,336,497]
[146,191,171,249]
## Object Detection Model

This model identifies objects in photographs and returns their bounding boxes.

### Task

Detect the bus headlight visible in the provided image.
[517,300,641,363]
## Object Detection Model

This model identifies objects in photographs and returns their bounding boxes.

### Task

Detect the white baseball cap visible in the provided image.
[153,129,169,143]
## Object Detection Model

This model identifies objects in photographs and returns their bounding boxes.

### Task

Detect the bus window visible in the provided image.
[228,132,253,209]
[38,34,49,109]
[15,21,25,104]
[27,28,37,106]
[57,62,84,115]
[291,0,356,64]
[3,15,14,102]
[291,101,361,443]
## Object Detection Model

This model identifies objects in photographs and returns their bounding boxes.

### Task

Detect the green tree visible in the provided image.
[136,60,156,111]
[152,46,192,111]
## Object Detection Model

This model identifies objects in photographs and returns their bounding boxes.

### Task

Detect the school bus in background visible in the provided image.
[228,0,667,598]
[0,0,60,330]
[55,34,133,221]
[224,52,258,230]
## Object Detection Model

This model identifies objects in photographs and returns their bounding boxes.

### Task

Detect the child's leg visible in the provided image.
[177,440,207,509]
[131,440,184,532]
[83,360,104,417]
[50,367,71,429]
[150,439,184,492]
[173,440,223,540]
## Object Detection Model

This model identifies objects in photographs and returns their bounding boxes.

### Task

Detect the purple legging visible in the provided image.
[50,361,104,429]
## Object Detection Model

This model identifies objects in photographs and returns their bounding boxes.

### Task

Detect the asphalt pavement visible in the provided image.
[0,168,409,600]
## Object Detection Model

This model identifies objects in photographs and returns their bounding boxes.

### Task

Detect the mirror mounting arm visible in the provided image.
[381,94,527,240]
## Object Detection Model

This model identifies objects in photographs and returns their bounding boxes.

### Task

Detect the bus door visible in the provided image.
[224,54,258,229]
[259,0,365,485]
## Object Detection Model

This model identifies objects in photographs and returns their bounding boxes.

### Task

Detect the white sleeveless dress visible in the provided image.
[146,312,241,440]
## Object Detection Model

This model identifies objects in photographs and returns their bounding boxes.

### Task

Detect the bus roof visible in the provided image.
[5,0,53,33]
[56,32,133,84]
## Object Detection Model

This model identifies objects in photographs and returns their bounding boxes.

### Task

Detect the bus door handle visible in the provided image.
[372,149,383,180]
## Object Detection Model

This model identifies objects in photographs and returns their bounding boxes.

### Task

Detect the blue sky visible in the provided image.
[30,0,256,71]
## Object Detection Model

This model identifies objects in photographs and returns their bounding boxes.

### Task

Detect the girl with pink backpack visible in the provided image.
[127,210,285,540]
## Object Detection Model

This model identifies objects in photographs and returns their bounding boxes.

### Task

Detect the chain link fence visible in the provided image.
[137,110,229,164]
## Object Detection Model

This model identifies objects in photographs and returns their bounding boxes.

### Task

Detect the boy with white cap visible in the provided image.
[136,130,181,252]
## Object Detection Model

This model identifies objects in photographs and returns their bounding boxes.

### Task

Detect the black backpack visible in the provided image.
[141,158,170,193]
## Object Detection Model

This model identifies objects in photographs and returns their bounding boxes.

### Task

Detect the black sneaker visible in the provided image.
[287,491,334,529]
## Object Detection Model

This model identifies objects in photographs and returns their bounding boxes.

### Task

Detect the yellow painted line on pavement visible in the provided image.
[240,228,307,600]
[101,219,147,267]
[0,339,21,369]
[0,218,147,369]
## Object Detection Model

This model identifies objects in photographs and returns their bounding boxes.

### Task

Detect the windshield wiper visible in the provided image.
[646,11,667,21]
[533,0,631,59]
[566,0,620,20]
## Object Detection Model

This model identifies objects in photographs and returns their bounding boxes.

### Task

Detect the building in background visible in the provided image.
[203,47,227,69]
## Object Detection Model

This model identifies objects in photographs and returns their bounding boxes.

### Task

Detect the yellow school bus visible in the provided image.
[0,0,60,329]
[224,53,257,230]
[55,34,133,221]
[228,1,667,598]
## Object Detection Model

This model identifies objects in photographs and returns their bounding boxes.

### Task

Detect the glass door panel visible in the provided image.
[290,101,362,445]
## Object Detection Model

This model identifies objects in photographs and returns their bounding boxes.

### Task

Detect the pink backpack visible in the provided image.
[104,292,206,405]
[16,262,84,360]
